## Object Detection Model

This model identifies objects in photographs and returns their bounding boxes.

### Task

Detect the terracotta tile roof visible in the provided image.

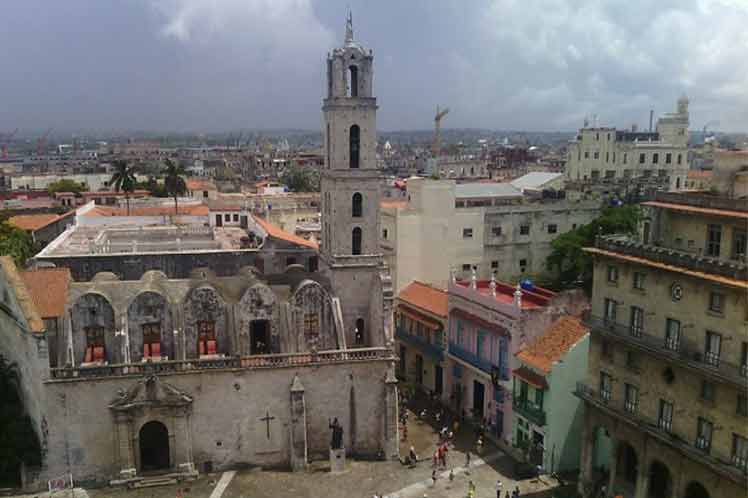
[584,247,748,290]
[641,201,748,220]
[513,366,548,388]
[0,257,44,334]
[186,178,217,191]
[380,200,408,209]
[398,281,448,318]
[516,316,589,373]
[20,267,71,318]
[82,204,209,216]
[7,213,61,231]
[253,215,318,250]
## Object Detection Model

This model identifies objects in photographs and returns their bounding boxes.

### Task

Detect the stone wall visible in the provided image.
[42,359,393,484]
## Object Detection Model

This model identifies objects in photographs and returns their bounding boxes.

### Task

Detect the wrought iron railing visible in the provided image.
[512,397,546,426]
[586,315,747,388]
[395,327,444,360]
[575,382,747,481]
[49,347,394,380]
[448,342,500,375]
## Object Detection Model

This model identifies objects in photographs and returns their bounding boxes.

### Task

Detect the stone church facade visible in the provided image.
[13,19,399,487]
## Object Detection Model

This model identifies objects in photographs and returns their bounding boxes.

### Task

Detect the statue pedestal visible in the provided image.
[329,447,346,474]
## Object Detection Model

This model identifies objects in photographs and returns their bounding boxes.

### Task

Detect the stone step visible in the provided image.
[133,477,178,488]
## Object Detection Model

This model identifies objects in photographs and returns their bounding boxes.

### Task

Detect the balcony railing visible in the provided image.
[575,382,747,482]
[586,315,748,389]
[395,326,444,361]
[48,347,394,381]
[594,235,747,281]
[513,397,547,426]
[448,342,505,377]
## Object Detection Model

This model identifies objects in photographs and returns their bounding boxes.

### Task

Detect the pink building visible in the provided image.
[446,274,587,446]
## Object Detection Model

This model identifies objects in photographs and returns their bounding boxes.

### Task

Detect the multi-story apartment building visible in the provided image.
[445,274,587,447]
[576,192,747,498]
[394,281,448,398]
[380,177,600,292]
[565,97,690,201]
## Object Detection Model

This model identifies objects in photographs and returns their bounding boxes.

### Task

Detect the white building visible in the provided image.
[565,97,690,200]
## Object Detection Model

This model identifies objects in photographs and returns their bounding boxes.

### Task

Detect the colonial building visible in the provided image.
[576,192,747,498]
[565,97,690,201]
[445,273,588,448]
[380,176,600,292]
[3,18,400,489]
[394,281,448,398]
[512,315,589,473]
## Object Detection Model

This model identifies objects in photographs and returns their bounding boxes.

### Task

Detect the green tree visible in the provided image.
[0,355,41,486]
[0,222,34,267]
[109,160,138,215]
[546,204,640,292]
[280,166,320,192]
[46,178,87,195]
[163,159,187,214]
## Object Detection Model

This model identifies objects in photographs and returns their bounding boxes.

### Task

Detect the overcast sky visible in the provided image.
[1,0,746,133]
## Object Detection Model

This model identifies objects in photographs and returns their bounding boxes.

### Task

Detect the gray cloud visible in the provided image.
[0,0,745,133]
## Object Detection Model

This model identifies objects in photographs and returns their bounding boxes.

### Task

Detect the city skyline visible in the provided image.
[1,0,747,133]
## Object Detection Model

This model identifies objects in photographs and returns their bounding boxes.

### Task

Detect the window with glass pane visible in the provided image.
[733,229,747,259]
[705,331,722,366]
[633,272,645,290]
[624,384,639,413]
[665,319,681,350]
[658,400,673,432]
[737,394,747,417]
[700,380,715,402]
[629,306,644,337]
[708,292,724,314]
[696,418,713,452]
[600,372,612,402]
[733,434,748,471]
[604,299,617,323]
[706,224,721,257]
[607,266,618,283]
[197,320,216,355]
[304,311,319,337]
[741,342,748,378]
[84,326,106,363]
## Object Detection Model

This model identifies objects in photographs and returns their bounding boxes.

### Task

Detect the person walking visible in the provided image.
[465,450,471,472]
[468,480,476,498]
[431,469,437,487]
[408,446,418,468]
[513,485,521,497]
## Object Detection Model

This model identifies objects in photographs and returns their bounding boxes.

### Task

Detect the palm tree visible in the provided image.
[109,160,137,215]
[163,159,187,215]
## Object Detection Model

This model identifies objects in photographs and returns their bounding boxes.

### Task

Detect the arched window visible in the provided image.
[348,65,358,97]
[352,192,363,217]
[349,125,360,169]
[355,318,365,345]
[676,177,681,189]
[352,226,362,255]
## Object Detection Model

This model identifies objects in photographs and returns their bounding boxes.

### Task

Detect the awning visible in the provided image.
[513,366,548,390]
[450,309,510,337]
[397,306,442,331]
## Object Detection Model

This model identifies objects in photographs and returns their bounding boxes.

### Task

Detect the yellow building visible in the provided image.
[576,192,747,498]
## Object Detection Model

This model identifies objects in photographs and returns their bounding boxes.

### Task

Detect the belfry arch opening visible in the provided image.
[352,192,363,217]
[349,125,360,169]
[348,65,358,97]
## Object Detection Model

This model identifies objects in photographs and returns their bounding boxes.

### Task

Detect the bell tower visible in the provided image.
[320,13,385,348]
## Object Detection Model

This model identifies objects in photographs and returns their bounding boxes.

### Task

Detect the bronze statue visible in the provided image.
[329,417,344,449]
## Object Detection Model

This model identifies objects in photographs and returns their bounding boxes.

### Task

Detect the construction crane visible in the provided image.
[36,128,53,156]
[432,106,450,157]
[0,128,19,158]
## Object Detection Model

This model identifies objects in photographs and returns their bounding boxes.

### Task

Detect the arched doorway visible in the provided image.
[139,421,170,472]
[684,481,710,498]
[648,460,672,498]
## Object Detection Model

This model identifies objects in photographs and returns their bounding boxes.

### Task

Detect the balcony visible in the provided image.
[586,315,748,389]
[395,326,444,361]
[48,347,394,381]
[575,382,747,484]
[448,341,504,376]
[513,397,547,426]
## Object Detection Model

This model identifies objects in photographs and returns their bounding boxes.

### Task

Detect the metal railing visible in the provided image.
[448,342,501,376]
[395,327,444,361]
[512,397,547,426]
[586,315,747,388]
[575,382,746,482]
[49,347,394,380]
